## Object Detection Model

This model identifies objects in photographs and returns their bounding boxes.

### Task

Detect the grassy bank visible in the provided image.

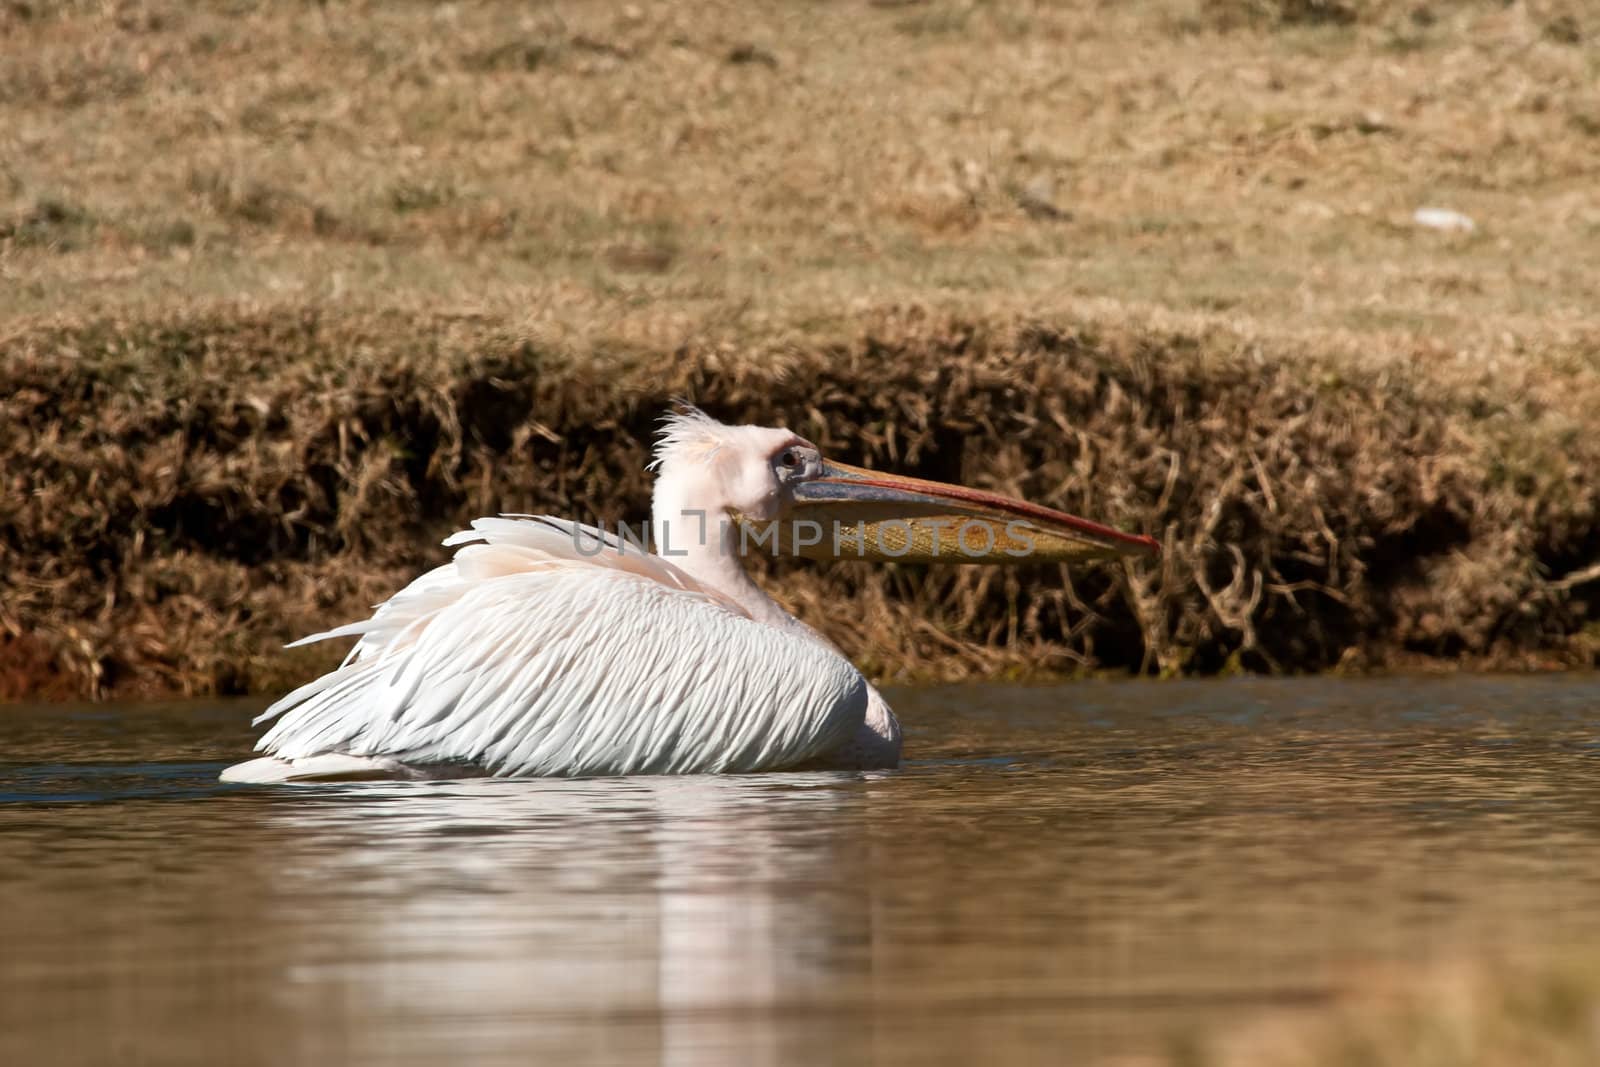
[5,305,1599,698]
[3,0,1599,697]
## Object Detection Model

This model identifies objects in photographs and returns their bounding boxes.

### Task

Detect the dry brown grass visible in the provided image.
[5,0,1599,336]
[4,306,1600,698]
[2,1,1599,697]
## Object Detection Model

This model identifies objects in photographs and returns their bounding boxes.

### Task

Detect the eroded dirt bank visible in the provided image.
[4,305,1598,700]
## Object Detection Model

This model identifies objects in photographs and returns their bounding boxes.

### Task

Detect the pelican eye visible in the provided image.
[779,449,800,469]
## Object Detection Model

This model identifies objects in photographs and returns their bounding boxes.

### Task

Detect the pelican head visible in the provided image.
[650,406,1158,566]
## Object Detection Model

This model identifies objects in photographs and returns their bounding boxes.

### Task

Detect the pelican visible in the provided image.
[221,407,1158,783]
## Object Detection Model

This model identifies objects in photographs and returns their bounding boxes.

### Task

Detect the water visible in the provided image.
[4,676,1600,1066]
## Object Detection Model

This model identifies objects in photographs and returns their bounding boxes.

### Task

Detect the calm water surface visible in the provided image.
[4,676,1600,1065]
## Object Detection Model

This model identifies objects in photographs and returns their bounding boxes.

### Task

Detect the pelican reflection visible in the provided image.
[247,773,888,1066]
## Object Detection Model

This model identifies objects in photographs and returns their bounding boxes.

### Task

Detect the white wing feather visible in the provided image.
[251,516,868,777]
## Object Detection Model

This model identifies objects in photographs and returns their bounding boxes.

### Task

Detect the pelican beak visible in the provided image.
[753,459,1160,564]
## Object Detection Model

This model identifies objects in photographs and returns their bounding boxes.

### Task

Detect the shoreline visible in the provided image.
[5,302,1597,702]
[5,0,1599,701]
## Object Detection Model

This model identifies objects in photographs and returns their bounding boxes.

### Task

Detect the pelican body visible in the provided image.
[221,408,1157,783]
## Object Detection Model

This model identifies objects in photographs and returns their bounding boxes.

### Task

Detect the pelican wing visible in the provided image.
[250,517,868,777]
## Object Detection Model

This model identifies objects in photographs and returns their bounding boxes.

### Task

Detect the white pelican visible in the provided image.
[221,407,1158,783]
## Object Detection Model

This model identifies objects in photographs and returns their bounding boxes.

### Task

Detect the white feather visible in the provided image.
[648,405,726,472]
[250,517,868,778]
